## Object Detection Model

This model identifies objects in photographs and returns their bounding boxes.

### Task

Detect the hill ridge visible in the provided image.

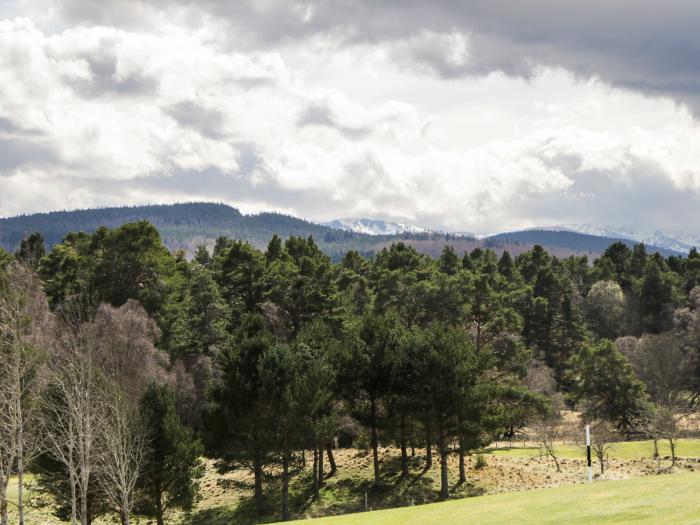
[0,202,683,260]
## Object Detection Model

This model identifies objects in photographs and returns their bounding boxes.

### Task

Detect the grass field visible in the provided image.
[6,439,700,524]
[286,471,700,525]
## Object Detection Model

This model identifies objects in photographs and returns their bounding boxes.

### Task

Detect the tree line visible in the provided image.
[1,222,699,523]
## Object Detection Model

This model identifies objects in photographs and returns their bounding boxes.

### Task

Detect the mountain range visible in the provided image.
[322,219,691,257]
[0,203,687,260]
[540,225,700,255]
[323,218,425,236]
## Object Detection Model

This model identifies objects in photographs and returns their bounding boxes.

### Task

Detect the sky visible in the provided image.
[2,1,700,234]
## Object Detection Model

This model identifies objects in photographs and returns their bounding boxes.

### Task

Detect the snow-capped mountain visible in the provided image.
[325,217,699,254]
[542,224,700,254]
[324,218,425,236]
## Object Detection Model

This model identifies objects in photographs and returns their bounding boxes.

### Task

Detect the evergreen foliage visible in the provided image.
[7,217,700,523]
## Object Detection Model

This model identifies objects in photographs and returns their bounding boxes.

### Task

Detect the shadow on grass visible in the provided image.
[477,446,541,455]
[183,451,483,525]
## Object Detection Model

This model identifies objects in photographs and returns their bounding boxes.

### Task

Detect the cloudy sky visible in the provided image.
[2,1,700,234]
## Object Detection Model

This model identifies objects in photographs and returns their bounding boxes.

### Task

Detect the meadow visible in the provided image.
[285,470,700,525]
[7,438,700,524]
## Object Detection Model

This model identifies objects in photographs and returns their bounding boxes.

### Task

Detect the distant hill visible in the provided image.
[0,203,683,261]
[547,224,700,254]
[0,203,471,260]
[486,229,681,257]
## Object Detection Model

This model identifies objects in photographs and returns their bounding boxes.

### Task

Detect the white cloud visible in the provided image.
[2,6,700,237]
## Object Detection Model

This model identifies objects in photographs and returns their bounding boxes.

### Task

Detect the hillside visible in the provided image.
[0,203,413,260]
[0,203,681,261]
[487,229,681,257]
[287,471,700,525]
[553,224,700,254]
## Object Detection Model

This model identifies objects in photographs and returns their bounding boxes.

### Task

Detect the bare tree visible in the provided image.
[622,334,692,411]
[97,388,146,525]
[86,300,167,403]
[649,407,681,468]
[523,359,557,396]
[44,328,107,525]
[532,417,563,472]
[531,394,565,473]
[0,263,51,525]
[0,376,17,525]
[588,420,617,475]
[43,380,79,525]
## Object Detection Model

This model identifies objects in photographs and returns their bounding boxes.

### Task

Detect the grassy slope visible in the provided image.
[288,471,700,525]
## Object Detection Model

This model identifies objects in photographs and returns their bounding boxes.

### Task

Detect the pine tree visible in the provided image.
[138,383,204,525]
[568,340,649,433]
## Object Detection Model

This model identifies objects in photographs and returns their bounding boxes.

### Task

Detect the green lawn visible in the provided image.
[287,471,700,525]
[480,438,700,461]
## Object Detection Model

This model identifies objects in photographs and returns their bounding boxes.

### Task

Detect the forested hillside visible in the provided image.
[0,203,484,261]
[0,203,680,262]
[0,202,358,257]
[2,222,700,524]
[488,229,680,257]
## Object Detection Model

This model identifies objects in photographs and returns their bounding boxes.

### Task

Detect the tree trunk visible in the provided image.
[424,428,433,471]
[475,322,482,354]
[156,484,164,525]
[550,451,561,473]
[282,448,289,521]
[670,439,677,466]
[371,424,380,485]
[400,438,409,477]
[370,400,380,486]
[312,446,319,499]
[70,470,77,525]
[17,407,24,525]
[0,492,7,525]
[326,444,337,477]
[400,415,409,477]
[253,455,264,516]
[458,442,466,483]
[439,447,449,501]
[318,441,324,487]
[80,484,88,525]
[653,439,660,473]
[411,445,415,457]
[0,474,9,525]
[17,465,24,525]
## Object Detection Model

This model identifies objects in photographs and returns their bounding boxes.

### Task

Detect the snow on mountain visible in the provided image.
[325,218,699,253]
[324,218,425,236]
[542,224,700,254]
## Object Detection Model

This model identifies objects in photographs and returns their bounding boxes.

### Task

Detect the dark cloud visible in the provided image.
[55,0,700,111]
[0,137,56,174]
[0,117,19,133]
[297,101,371,139]
[67,51,158,98]
[167,101,226,139]
[5,1,700,233]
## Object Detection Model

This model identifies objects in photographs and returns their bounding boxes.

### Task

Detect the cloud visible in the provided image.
[2,6,700,237]
[45,0,700,113]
